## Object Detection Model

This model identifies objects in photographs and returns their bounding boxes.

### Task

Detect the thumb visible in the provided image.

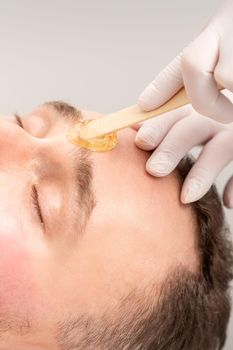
[138,52,184,111]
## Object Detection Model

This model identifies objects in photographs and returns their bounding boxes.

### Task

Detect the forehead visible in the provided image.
[86,127,197,275]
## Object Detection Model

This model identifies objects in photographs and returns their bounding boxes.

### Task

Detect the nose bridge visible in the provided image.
[0,119,37,163]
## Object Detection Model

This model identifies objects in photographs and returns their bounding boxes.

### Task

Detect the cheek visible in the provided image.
[0,228,36,308]
[0,177,42,311]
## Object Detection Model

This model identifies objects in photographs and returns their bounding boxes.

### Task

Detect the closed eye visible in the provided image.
[31,185,44,228]
[14,115,44,227]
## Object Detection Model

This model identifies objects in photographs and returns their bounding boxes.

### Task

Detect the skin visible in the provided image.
[0,104,198,349]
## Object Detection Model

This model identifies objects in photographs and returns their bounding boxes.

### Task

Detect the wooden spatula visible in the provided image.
[76,88,189,140]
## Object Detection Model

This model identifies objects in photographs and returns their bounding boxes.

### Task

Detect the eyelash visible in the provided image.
[14,115,44,229]
[14,114,24,128]
[31,185,44,228]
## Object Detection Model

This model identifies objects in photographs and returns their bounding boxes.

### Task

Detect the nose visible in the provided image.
[0,119,39,167]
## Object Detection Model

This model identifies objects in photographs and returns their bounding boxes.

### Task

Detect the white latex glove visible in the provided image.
[135,105,233,208]
[138,0,233,123]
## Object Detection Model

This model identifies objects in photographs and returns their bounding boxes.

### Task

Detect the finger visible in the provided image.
[138,52,183,111]
[214,29,233,92]
[181,130,233,203]
[182,26,233,123]
[131,123,142,131]
[135,104,191,150]
[223,175,233,208]
[146,113,219,176]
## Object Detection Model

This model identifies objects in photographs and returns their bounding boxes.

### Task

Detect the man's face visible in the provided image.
[0,103,197,349]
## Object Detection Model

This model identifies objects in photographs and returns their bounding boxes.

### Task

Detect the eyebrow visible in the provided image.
[44,101,96,234]
[71,147,96,234]
[44,101,83,122]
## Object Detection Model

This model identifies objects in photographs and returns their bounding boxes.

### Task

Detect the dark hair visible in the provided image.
[57,157,233,350]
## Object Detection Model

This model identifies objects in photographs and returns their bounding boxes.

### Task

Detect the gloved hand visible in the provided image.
[138,0,233,123]
[135,105,233,207]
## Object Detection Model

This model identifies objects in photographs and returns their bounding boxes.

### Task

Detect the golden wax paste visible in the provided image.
[67,120,118,152]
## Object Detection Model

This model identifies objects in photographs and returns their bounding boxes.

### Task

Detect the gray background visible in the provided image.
[0,0,232,348]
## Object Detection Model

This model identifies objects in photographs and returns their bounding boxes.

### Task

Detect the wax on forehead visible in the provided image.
[67,120,118,152]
